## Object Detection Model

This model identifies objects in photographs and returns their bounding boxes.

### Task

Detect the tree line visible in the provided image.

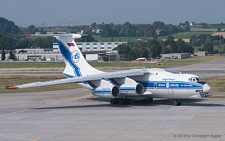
[1,16,225,61]
[0,17,19,35]
[114,36,194,60]
[0,32,55,50]
[90,21,189,37]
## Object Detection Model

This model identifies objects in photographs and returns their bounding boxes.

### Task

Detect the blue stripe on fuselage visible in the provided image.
[139,81,203,89]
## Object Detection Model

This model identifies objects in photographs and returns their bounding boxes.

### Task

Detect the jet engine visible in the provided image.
[92,85,120,98]
[119,78,144,96]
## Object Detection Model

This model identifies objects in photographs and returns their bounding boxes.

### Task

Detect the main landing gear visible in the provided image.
[110,98,132,105]
[172,99,181,106]
[110,98,153,105]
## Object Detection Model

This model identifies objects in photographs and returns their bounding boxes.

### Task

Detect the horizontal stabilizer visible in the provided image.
[31,33,82,39]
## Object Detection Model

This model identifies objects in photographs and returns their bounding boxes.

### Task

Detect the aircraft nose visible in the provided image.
[203,84,211,94]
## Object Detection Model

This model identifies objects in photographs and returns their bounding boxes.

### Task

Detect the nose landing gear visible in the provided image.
[172,99,181,106]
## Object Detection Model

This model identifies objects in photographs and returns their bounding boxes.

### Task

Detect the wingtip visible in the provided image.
[6,86,18,89]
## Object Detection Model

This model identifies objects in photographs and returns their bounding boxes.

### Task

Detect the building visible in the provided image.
[196,51,206,56]
[15,42,126,61]
[161,53,191,59]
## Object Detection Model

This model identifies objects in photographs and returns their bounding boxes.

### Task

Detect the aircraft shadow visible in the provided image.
[33,98,224,110]
[149,99,224,107]
[89,97,224,107]
[33,104,134,109]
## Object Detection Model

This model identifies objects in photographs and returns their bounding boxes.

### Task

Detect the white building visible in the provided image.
[15,42,125,61]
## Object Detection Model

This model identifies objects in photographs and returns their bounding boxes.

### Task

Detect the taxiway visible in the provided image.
[0,58,225,141]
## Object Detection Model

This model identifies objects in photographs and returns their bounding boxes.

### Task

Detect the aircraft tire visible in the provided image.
[125,99,132,105]
[172,100,180,106]
[118,98,125,105]
[110,99,118,104]
[177,100,181,106]
[148,98,153,103]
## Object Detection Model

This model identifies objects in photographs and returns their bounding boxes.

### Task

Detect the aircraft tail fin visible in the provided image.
[54,34,102,78]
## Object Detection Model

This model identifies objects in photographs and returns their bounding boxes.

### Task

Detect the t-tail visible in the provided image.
[54,34,102,78]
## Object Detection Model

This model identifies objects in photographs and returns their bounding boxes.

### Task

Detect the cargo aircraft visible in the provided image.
[6,34,211,106]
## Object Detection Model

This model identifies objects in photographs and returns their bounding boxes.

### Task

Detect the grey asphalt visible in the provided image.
[171,57,225,78]
[0,89,225,141]
[0,58,225,141]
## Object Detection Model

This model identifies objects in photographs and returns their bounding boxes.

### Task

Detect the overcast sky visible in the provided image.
[0,0,224,27]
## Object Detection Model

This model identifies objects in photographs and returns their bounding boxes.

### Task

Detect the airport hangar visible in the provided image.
[14,41,127,61]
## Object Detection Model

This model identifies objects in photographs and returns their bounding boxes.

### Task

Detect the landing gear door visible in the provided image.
[166,83,174,95]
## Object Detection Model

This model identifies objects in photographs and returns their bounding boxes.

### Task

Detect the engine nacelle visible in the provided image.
[119,78,144,96]
[92,86,120,98]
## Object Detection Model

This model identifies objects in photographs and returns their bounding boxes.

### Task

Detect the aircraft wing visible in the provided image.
[6,69,150,89]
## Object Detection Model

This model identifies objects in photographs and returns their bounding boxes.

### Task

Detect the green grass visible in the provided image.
[0,75,80,94]
[149,56,224,68]
[193,45,225,53]
[205,76,225,93]
[0,62,65,69]
[93,27,222,42]
[158,31,214,40]
[0,56,224,70]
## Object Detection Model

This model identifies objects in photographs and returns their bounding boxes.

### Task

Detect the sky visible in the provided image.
[0,0,225,27]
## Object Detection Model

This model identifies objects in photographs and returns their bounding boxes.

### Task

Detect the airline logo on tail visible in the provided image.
[72,50,80,63]
[56,38,82,77]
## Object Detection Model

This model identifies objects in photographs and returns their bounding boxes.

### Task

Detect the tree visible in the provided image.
[203,43,214,54]
[27,25,38,34]
[15,40,30,49]
[149,44,159,58]
[202,23,208,28]
[91,22,97,29]
[100,24,118,37]
[113,44,134,60]
[176,39,186,53]
[161,45,169,54]
[153,21,165,30]
[217,28,221,32]
[184,21,190,27]
[77,34,97,42]
[147,40,162,58]
[9,50,15,60]
[114,44,132,54]
[184,26,190,32]
[1,49,5,60]
[0,32,16,50]
[0,17,19,34]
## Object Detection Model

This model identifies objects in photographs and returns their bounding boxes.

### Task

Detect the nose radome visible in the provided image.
[203,84,211,93]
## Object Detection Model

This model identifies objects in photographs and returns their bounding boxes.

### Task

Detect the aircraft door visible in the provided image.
[166,83,174,95]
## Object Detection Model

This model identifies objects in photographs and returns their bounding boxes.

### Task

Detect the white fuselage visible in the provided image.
[79,68,210,101]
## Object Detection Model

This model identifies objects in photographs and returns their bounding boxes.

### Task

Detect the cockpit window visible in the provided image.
[188,77,205,84]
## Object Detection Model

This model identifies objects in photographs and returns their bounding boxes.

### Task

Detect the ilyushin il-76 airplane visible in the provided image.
[6,34,211,106]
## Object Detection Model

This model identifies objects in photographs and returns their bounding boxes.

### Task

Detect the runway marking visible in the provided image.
[0,109,30,118]
[0,134,37,141]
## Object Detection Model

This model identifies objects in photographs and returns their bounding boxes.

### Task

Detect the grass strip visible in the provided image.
[0,56,224,71]
[0,75,80,94]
